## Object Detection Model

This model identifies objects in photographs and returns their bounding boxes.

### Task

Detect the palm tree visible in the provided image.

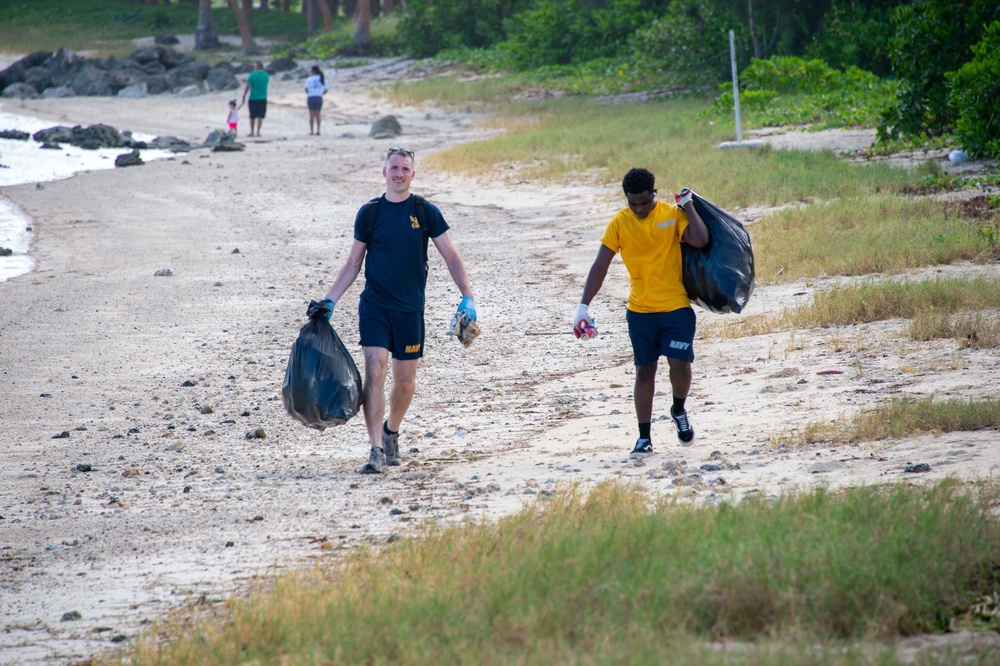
[195,0,221,49]
[228,0,261,54]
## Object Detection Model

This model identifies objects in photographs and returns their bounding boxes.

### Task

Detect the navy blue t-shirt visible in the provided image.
[354,194,449,312]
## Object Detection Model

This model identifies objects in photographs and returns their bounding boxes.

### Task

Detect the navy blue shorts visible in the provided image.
[626,307,696,365]
[358,300,425,360]
[307,96,323,111]
[248,99,267,120]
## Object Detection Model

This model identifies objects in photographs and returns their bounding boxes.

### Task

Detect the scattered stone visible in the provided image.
[181,379,196,386]
[121,469,139,478]
[40,142,61,150]
[369,115,402,139]
[111,635,128,643]
[114,150,144,167]
[75,463,92,472]
[389,508,405,516]
[154,268,173,277]
[231,248,240,254]
[699,463,722,472]
[198,405,214,414]
[53,431,71,439]
[212,140,245,152]
[154,34,180,45]
[245,428,266,440]
[904,463,931,473]
[60,611,82,622]
[0,247,12,257]
[0,129,30,140]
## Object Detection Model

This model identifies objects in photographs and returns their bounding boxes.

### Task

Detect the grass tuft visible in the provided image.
[117,481,1000,665]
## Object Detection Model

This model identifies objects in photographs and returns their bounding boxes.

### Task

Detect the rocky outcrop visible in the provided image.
[0,47,243,99]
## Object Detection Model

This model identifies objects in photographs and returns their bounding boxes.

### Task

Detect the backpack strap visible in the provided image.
[362,194,431,266]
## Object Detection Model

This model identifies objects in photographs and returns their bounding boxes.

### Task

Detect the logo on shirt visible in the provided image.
[658,218,676,229]
[669,340,690,350]
[410,215,420,229]
[405,344,421,353]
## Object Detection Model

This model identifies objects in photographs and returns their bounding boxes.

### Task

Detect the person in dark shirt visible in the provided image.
[316,147,477,474]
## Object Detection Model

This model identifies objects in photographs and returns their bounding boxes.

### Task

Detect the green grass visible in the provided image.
[772,396,1000,447]
[0,0,307,56]
[750,196,997,284]
[710,278,1000,348]
[117,481,1000,665]
[382,85,916,206]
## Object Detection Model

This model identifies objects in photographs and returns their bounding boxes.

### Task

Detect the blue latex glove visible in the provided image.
[307,297,335,321]
[457,295,477,322]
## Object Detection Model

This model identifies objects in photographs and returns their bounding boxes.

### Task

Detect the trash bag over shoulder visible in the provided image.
[281,300,363,430]
[681,192,755,314]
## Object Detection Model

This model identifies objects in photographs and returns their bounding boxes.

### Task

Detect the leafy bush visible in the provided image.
[948,21,1000,160]
[396,0,532,58]
[706,56,897,130]
[878,0,1000,141]
[498,0,657,69]
[804,0,900,76]
[626,0,730,88]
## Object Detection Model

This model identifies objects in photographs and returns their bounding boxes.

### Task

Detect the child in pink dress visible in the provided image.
[226,99,239,136]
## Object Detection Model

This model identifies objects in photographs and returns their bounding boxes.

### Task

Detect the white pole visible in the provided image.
[730,29,742,143]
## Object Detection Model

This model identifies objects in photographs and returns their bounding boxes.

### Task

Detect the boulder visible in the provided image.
[114,150,144,167]
[70,63,116,96]
[266,57,297,74]
[369,115,402,139]
[1,82,39,99]
[0,130,30,141]
[23,66,54,93]
[117,82,149,99]
[154,34,180,45]
[0,50,52,89]
[148,136,192,152]
[33,126,76,143]
[205,67,239,92]
[212,140,245,152]
[41,86,76,99]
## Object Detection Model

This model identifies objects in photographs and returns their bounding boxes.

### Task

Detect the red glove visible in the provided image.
[675,188,693,207]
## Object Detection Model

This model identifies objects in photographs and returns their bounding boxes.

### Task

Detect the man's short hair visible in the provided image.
[622,168,655,195]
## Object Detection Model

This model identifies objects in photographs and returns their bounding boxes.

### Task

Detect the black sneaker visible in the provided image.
[383,422,401,467]
[629,438,653,458]
[359,446,386,474]
[671,409,695,445]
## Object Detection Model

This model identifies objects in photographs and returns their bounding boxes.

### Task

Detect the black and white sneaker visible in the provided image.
[671,409,695,445]
[383,422,401,467]
[360,446,386,474]
[629,438,653,458]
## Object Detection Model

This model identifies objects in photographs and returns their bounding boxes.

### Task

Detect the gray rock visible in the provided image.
[265,57,297,74]
[41,86,75,99]
[904,463,931,473]
[174,84,203,97]
[0,130,30,141]
[369,115,402,139]
[205,67,239,92]
[114,150,144,167]
[1,82,39,99]
[212,141,245,152]
[117,82,148,99]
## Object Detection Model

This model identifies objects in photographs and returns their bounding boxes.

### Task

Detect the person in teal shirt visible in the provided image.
[239,62,270,137]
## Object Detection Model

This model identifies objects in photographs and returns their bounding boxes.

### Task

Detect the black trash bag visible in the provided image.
[281,300,363,430]
[681,192,755,314]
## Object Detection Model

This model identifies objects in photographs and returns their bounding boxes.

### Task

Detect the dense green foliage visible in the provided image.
[803,0,902,76]
[948,21,1000,159]
[705,56,898,129]
[395,0,534,58]
[879,0,1000,141]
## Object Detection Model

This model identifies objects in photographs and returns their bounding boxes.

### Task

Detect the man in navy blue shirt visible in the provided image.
[318,148,477,474]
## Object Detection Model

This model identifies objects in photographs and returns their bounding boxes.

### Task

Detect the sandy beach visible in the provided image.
[2,54,1000,664]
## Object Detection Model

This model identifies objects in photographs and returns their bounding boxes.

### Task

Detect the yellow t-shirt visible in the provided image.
[599,200,690,313]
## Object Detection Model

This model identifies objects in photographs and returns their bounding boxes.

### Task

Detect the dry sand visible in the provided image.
[2,57,1000,664]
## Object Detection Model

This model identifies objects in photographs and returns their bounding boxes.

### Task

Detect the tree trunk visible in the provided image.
[259,0,269,10]
[283,0,291,11]
[353,0,371,48]
[747,0,761,59]
[228,0,260,54]
[196,0,222,49]
[317,0,334,31]
[384,0,393,17]
[305,0,320,32]
[242,0,253,30]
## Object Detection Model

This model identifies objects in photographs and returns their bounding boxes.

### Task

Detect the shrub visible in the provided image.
[395,0,532,58]
[878,0,1000,141]
[948,21,1000,160]
[626,0,730,88]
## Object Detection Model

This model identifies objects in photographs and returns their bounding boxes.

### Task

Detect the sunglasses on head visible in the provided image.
[387,147,415,157]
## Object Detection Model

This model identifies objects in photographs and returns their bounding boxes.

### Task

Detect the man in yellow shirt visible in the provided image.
[574,168,709,457]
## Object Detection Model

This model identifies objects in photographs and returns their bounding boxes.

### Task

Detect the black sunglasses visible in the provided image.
[387,147,415,157]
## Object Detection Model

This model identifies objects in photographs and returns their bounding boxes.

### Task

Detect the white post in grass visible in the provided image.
[719,29,762,149]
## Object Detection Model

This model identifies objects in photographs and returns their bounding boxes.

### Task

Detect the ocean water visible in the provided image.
[0,104,177,282]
